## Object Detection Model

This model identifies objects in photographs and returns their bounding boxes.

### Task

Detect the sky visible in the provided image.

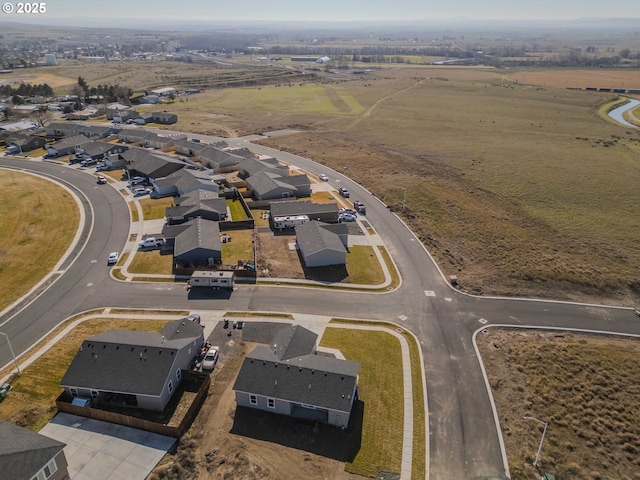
[9,0,640,23]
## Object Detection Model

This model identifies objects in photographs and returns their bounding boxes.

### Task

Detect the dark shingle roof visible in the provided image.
[233,346,359,413]
[59,319,202,396]
[295,221,347,257]
[271,325,318,360]
[270,200,338,217]
[50,134,93,150]
[0,420,66,480]
[174,218,221,258]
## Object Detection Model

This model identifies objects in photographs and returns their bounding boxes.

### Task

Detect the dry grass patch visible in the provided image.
[138,196,174,221]
[221,229,254,266]
[128,250,174,275]
[346,246,385,285]
[477,329,640,480]
[0,170,79,311]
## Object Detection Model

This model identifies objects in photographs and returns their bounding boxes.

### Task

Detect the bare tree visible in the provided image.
[30,106,53,127]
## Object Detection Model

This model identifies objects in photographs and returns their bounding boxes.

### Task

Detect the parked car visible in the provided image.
[186,314,201,324]
[202,346,220,371]
[340,208,358,216]
[107,252,119,266]
[80,158,98,167]
[138,237,164,249]
[339,213,357,222]
[319,173,329,181]
[133,187,152,196]
[129,176,146,186]
[338,187,350,198]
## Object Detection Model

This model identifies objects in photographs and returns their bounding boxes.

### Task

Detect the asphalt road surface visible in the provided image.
[1,149,638,480]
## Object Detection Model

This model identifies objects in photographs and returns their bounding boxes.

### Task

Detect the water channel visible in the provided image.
[607,98,640,128]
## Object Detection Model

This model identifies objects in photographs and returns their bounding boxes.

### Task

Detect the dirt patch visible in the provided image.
[477,328,640,480]
[149,337,363,480]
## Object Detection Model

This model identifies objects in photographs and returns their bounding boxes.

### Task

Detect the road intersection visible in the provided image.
[1,139,639,480]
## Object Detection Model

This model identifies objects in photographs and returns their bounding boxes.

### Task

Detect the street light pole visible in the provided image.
[0,331,21,375]
[523,416,548,467]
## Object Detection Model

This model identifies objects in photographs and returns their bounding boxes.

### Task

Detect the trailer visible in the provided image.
[188,270,235,290]
[273,215,309,230]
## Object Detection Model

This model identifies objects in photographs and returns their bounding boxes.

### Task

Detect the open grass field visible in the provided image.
[0,318,165,431]
[504,68,640,90]
[0,170,79,312]
[319,328,404,477]
[477,329,640,480]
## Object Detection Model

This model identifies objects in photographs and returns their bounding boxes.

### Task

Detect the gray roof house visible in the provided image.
[77,124,121,139]
[5,134,46,153]
[166,188,228,225]
[151,168,220,198]
[45,121,81,138]
[165,217,222,267]
[59,318,204,412]
[118,128,151,144]
[78,141,129,161]
[247,172,311,200]
[237,157,288,179]
[270,200,339,223]
[45,134,93,157]
[125,150,185,179]
[233,325,359,429]
[174,138,208,157]
[0,420,69,480]
[295,220,348,267]
[199,146,244,170]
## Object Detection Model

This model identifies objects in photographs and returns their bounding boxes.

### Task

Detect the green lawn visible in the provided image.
[319,328,404,477]
[346,245,385,285]
[221,229,254,266]
[226,199,249,220]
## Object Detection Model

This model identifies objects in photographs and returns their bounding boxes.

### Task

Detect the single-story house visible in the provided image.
[233,325,360,429]
[142,132,184,149]
[138,95,163,104]
[165,188,228,225]
[173,138,207,157]
[270,200,339,224]
[105,103,132,120]
[199,146,244,170]
[59,318,204,412]
[164,217,222,267]
[111,110,139,123]
[237,157,288,179]
[76,124,121,139]
[5,134,46,153]
[149,112,178,124]
[226,147,258,159]
[45,121,81,138]
[151,168,220,198]
[45,134,93,157]
[247,172,311,200]
[295,220,348,267]
[77,141,129,161]
[118,128,151,144]
[104,154,129,170]
[65,109,100,120]
[0,120,39,133]
[0,420,70,480]
[125,150,185,179]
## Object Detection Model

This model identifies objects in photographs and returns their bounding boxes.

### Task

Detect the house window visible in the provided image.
[70,387,78,397]
[249,395,257,405]
[176,369,182,381]
[29,459,58,480]
[267,398,275,409]
[168,381,174,394]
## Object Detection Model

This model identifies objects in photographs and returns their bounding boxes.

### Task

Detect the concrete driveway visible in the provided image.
[40,413,175,480]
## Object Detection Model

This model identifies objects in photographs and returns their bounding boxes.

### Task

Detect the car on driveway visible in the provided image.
[202,346,219,371]
[133,187,152,196]
[339,187,350,198]
[319,174,329,181]
[107,252,119,266]
[340,208,358,216]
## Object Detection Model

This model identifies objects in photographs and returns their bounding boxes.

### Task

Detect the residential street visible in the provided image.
[1,145,638,480]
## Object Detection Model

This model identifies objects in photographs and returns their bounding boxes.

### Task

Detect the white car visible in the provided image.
[319,174,329,181]
[107,252,119,266]
[133,187,152,196]
[339,213,357,222]
[202,346,219,371]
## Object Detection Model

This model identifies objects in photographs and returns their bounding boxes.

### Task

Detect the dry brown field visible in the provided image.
[478,329,640,480]
[505,68,640,90]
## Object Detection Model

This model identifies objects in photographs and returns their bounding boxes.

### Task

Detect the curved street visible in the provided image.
[1,145,639,480]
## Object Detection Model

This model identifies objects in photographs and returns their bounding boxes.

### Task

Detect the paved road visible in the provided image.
[2,149,639,480]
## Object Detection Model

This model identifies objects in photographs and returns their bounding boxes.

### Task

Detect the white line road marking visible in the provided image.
[479,318,488,324]
[444,298,452,302]
[398,314,408,322]
[86,283,93,287]
[424,290,436,297]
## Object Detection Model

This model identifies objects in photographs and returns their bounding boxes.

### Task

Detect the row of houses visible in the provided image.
[58,318,360,430]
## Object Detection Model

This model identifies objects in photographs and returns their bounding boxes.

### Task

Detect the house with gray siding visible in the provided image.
[45,122,81,138]
[59,318,204,412]
[295,221,348,267]
[163,217,222,267]
[166,188,228,225]
[125,150,185,179]
[237,157,288,179]
[151,168,220,198]
[45,134,93,157]
[0,420,69,480]
[247,171,311,200]
[199,146,244,170]
[5,134,46,153]
[77,141,129,161]
[233,325,359,428]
